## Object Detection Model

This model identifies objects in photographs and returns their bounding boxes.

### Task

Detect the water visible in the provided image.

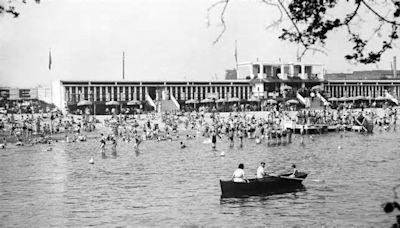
[1,130,399,227]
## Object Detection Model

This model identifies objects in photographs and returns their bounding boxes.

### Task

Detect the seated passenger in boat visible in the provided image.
[232,163,247,183]
[256,162,267,178]
[289,164,298,178]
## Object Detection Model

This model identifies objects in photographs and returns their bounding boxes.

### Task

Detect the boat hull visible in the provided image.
[220,172,307,197]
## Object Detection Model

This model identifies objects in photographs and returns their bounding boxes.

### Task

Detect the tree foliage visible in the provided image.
[208,0,400,64]
[0,0,40,18]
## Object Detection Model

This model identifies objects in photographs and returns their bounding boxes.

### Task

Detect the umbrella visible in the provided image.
[51,107,60,112]
[215,98,227,103]
[228,97,240,102]
[338,97,350,102]
[280,85,292,91]
[77,100,93,106]
[365,96,373,100]
[286,99,299,104]
[311,85,324,91]
[328,97,338,101]
[247,97,260,102]
[375,96,387,101]
[354,95,365,100]
[106,101,120,106]
[185,99,198,104]
[200,98,213,103]
[266,99,277,104]
[127,100,141,105]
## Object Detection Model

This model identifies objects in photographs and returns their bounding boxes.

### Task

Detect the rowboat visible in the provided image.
[220,172,307,197]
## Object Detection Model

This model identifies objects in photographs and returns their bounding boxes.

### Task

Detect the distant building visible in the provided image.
[224,69,237,80]
[326,70,400,80]
[0,86,52,103]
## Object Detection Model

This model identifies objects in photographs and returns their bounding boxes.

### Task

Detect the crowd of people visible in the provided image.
[1,104,399,181]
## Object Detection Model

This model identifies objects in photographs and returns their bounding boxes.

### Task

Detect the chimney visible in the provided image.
[394,56,397,78]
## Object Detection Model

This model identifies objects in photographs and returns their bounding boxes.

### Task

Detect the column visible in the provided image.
[301,64,305,79]
[259,63,263,79]
[68,87,72,101]
[93,86,97,101]
[117,86,120,101]
[128,87,132,100]
[280,64,285,79]
[133,86,137,100]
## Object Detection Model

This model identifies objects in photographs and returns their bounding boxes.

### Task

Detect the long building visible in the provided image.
[47,61,400,113]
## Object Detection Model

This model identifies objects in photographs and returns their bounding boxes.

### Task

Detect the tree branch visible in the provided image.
[360,0,400,25]
[261,0,284,30]
[207,0,230,45]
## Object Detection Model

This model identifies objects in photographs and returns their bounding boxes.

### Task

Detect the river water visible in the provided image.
[1,129,399,227]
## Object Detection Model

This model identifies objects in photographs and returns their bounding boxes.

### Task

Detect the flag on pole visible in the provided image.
[48,49,52,70]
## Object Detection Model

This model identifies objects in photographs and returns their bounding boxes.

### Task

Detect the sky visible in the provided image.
[0,0,399,87]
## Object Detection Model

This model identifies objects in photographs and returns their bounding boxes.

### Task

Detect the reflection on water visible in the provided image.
[0,130,399,227]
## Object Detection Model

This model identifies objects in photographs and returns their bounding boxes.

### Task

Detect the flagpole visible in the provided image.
[235,40,238,70]
[122,51,125,80]
[48,48,52,70]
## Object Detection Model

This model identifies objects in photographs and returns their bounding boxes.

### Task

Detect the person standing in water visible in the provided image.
[228,128,234,148]
[99,133,107,155]
[111,136,117,156]
[211,130,217,150]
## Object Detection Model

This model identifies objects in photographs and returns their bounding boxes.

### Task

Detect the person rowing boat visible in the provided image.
[256,162,267,178]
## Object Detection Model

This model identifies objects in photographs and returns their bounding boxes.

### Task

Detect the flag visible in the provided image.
[48,49,52,70]
[234,40,238,67]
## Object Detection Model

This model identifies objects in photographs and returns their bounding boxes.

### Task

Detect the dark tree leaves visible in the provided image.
[0,0,40,18]
[279,0,400,64]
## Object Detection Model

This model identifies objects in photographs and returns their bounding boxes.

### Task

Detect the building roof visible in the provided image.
[326,70,400,80]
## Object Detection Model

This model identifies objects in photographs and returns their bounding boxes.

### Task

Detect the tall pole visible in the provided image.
[234,40,238,69]
[122,51,125,80]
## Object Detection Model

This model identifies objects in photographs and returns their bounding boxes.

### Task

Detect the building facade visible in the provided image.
[47,62,400,112]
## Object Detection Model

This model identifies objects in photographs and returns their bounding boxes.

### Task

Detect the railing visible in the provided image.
[385,91,399,105]
[145,93,156,108]
[316,92,329,106]
[170,94,181,110]
[296,92,309,107]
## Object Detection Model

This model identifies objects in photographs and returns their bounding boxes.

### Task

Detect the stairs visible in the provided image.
[309,96,324,109]
[159,100,180,112]
[385,91,399,105]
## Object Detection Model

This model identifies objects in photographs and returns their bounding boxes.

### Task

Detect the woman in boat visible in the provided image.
[232,163,248,183]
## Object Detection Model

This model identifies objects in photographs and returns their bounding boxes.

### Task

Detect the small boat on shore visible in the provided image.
[220,172,307,197]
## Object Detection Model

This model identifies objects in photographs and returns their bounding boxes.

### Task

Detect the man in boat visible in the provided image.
[256,162,267,178]
[232,163,248,183]
[289,164,298,178]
